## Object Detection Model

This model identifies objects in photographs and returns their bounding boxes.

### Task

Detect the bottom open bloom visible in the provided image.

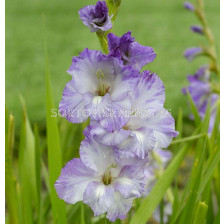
[55,135,146,222]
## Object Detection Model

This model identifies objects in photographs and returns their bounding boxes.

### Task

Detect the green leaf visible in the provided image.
[159,199,164,224]
[176,108,183,139]
[178,139,206,224]
[130,144,189,224]
[210,102,220,149]
[170,134,205,145]
[18,106,37,224]
[34,124,42,224]
[45,33,67,223]
[170,129,203,224]
[192,201,208,224]
[198,146,220,198]
[60,120,84,162]
[171,180,179,219]
[5,111,18,224]
[213,210,220,224]
[201,99,211,134]
[204,181,214,224]
[81,203,86,224]
[187,90,201,126]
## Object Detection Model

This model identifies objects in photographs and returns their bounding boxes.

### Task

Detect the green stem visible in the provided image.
[170,134,205,145]
[96,0,122,53]
[166,188,174,204]
[195,0,219,77]
[96,31,109,54]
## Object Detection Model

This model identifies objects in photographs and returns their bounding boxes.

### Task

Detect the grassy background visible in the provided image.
[6,0,220,131]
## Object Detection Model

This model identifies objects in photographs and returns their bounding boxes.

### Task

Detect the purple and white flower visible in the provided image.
[191,25,204,35]
[183,66,219,133]
[184,47,203,61]
[59,48,138,132]
[79,1,112,32]
[87,71,178,159]
[55,135,146,222]
[107,31,156,71]
[184,2,195,11]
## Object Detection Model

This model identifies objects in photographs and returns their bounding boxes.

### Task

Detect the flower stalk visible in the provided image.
[96,31,109,54]
[195,0,219,77]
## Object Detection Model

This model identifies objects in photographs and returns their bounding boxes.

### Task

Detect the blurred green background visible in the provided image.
[6,0,220,132]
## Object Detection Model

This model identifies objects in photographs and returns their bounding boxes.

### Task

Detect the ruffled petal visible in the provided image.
[116,127,155,159]
[132,71,165,114]
[107,31,156,71]
[59,78,91,123]
[106,192,134,222]
[128,42,156,71]
[83,181,115,216]
[144,108,179,149]
[54,158,97,204]
[88,121,131,145]
[67,49,112,95]
[98,94,131,132]
[80,136,116,174]
[79,5,96,31]
[114,165,145,198]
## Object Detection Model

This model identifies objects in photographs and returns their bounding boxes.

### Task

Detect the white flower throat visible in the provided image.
[102,163,117,185]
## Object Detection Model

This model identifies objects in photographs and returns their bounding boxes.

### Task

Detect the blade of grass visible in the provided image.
[81,202,86,224]
[178,138,206,224]
[34,124,42,224]
[170,134,205,145]
[201,100,211,134]
[5,111,18,224]
[211,102,220,146]
[213,210,220,224]
[44,22,67,223]
[8,113,15,157]
[170,141,204,223]
[171,144,220,223]
[176,108,183,139]
[187,90,201,126]
[178,135,206,224]
[192,201,208,224]
[198,146,220,197]
[171,180,179,220]
[159,199,164,224]
[18,108,34,224]
[203,181,214,224]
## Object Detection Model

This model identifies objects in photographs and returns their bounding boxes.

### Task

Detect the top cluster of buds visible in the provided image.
[55,1,178,222]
